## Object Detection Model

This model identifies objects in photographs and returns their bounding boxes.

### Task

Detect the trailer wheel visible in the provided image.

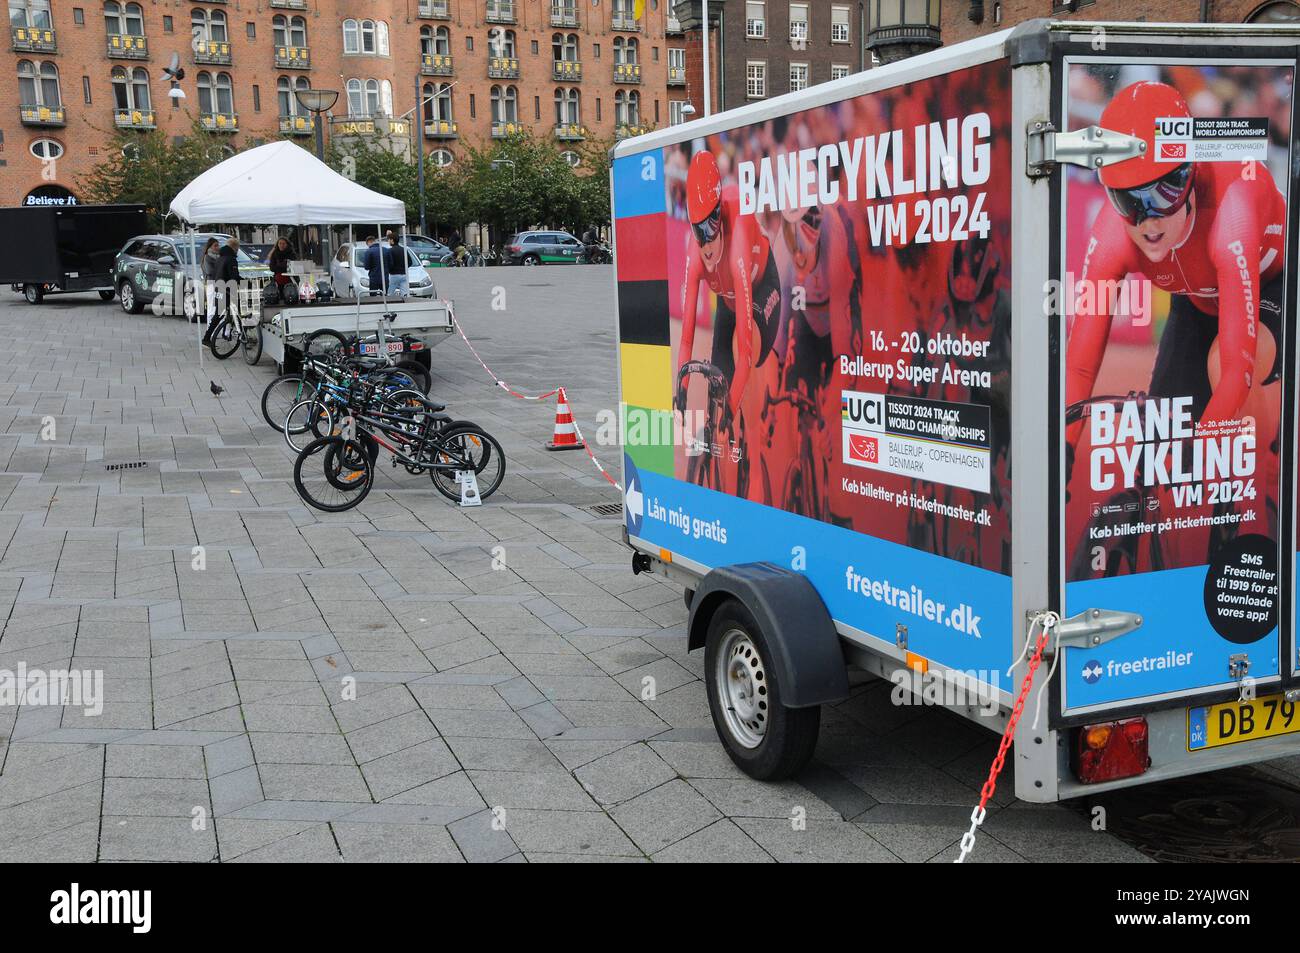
[98,290,115,302]
[119,280,142,314]
[23,284,43,304]
[704,598,820,780]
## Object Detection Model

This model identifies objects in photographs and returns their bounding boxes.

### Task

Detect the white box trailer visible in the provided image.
[611,19,1300,802]
[260,297,455,373]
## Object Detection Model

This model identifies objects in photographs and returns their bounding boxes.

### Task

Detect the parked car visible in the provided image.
[404,235,452,267]
[502,230,584,265]
[347,243,437,298]
[112,234,272,315]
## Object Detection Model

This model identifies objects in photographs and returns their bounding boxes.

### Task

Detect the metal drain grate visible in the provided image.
[588,502,622,517]
[104,461,149,472]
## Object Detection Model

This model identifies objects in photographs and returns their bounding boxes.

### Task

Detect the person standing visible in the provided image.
[363,235,385,296]
[207,236,242,344]
[268,237,296,290]
[200,237,221,326]
[385,233,409,297]
[331,244,354,299]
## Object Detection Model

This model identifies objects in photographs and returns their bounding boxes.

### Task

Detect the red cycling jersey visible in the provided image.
[679,185,772,415]
[1066,161,1285,431]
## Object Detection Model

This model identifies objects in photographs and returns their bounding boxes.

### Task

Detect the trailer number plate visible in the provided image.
[1188,694,1300,751]
[360,341,405,354]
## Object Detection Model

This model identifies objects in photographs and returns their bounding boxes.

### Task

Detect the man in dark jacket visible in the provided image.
[363,235,384,295]
[205,237,242,344]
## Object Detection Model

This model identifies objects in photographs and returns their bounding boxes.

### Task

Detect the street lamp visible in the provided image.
[294,87,339,161]
[866,0,942,65]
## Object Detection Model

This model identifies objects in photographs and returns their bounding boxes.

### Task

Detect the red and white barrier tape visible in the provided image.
[451,316,622,492]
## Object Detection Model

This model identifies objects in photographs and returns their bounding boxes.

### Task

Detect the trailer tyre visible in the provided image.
[98,290,115,302]
[704,598,820,780]
[23,284,43,304]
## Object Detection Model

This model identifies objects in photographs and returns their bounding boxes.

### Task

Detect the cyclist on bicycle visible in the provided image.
[677,149,784,436]
[1066,81,1285,442]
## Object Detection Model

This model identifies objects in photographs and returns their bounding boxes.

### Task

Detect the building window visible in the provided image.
[560,150,579,167]
[831,5,849,42]
[488,27,515,57]
[746,60,766,99]
[745,1,765,38]
[18,60,61,106]
[614,88,639,126]
[831,63,850,80]
[613,35,638,64]
[252,83,260,111]
[273,15,307,47]
[669,100,686,125]
[197,70,233,113]
[162,15,172,32]
[490,84,518,123]
[421,24,450,55]
[789,61,808,91]
[10,0,52,29]
[993,2,1001,23]
[552,31,578,62]
[192,9,227,43]
[595,96,600,120]
[72,7,84,25]
[106,0,145,35]
[422,81,453,122]
[82,74,91,103]
[111,65,150,110]
[531,38,538,54]
[245,22,255,39]
[789,3,808,43]
[430,148,454,167]
[277,76,311,115]
[593,41,600,57]
[343,18,387,55]
[30,137,63,160]
[469,92,475,117]
[554,85,579,124]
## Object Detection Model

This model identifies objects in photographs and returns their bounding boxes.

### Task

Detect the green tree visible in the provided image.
[78,119,238,230]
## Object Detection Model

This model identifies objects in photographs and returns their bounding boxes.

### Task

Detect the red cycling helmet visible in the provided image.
[1098,81,1196,224]
[686,150,723,243]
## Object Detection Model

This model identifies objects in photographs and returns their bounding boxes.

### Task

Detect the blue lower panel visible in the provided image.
[1064,570,1280,712]
[627,457,1014,679]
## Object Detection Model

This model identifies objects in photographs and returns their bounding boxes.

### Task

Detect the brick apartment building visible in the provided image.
[2,0,688,207]
[669,0,1299,120]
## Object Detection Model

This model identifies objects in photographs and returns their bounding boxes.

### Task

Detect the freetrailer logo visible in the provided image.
[50,884,151,933]
[1079,651,1194,683]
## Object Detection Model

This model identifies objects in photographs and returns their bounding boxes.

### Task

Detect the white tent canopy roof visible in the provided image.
[170,140,404,225]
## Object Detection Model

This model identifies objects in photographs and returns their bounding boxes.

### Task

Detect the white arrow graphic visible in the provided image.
[625,478,643,520]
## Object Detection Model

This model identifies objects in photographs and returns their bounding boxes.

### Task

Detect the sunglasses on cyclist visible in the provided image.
[691,205,723,246]
[1105,162,1195,226]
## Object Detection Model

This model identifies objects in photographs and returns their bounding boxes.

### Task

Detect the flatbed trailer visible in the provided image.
[0,204,147,304]
[260,297,455,374]
[611,19,1300,802]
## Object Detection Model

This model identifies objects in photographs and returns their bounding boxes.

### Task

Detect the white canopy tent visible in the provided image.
[170,140,403,225]
[168,140,410,364]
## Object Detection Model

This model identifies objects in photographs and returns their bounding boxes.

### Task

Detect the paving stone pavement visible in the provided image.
[0,269,1148,863]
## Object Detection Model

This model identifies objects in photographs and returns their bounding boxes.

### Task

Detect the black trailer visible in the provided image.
[0,204,148,304]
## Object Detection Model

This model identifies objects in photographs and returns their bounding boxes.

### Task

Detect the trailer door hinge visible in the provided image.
[1026,121,1147,178]
[1034,607,1143,662]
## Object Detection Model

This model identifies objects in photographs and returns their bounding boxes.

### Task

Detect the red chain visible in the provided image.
[975,622,1054,813]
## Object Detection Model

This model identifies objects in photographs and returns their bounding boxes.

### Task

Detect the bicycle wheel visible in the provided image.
[429,424,506,503]
[284,399,333,452]
[243,324,263,365]
[391,359,431,395]
[304,328,350,360]
[294,437,373,512]
[208,316,241,360]
[262,374,316,433]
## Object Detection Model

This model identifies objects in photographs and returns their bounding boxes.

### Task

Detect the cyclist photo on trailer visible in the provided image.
[1063,63,1291,582]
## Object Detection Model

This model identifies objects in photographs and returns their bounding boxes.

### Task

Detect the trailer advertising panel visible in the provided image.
[615,56,1016,688]
[1059,59,1294,719]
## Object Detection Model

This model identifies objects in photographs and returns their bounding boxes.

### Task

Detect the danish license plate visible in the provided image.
[1188,693,1300,751]
[360,341,405,354]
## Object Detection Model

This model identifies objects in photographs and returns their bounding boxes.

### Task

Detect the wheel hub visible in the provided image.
[716,628,768,749]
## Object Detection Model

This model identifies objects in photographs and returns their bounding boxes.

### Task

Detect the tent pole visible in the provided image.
[190,226,203,371]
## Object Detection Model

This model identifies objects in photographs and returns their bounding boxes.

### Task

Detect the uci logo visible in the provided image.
[1155,116,1192,138]
[841,391,885,431]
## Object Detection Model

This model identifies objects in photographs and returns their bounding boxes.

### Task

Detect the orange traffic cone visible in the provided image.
[546,387,582,451]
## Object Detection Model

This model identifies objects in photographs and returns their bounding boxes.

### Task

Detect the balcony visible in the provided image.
[19,103,65,126]
[12,25,56,52]
[107,33,148,59]
[274,45,310,68]
[550,7,578,26]
[490,120,521,138]
[485,2,516,23]
[113,107,156,129]
[424,118,458,139]
[269,0,307,7]
[487,56,519,78]
[421,52,453,76]
[611,14,640,31]
[418,0,451,17]
[551,59,581,81]
[613,62,641,83]
[667,15,683,33]
[193,39,232,65]
[554,122,585,141]
[667,65,685,85]
[615,123,646,139]
[279,114,314,135]
[200,111,238,132]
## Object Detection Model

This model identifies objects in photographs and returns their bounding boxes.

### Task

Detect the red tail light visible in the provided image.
[1073,717,1150,784]
[507,245,520,253]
